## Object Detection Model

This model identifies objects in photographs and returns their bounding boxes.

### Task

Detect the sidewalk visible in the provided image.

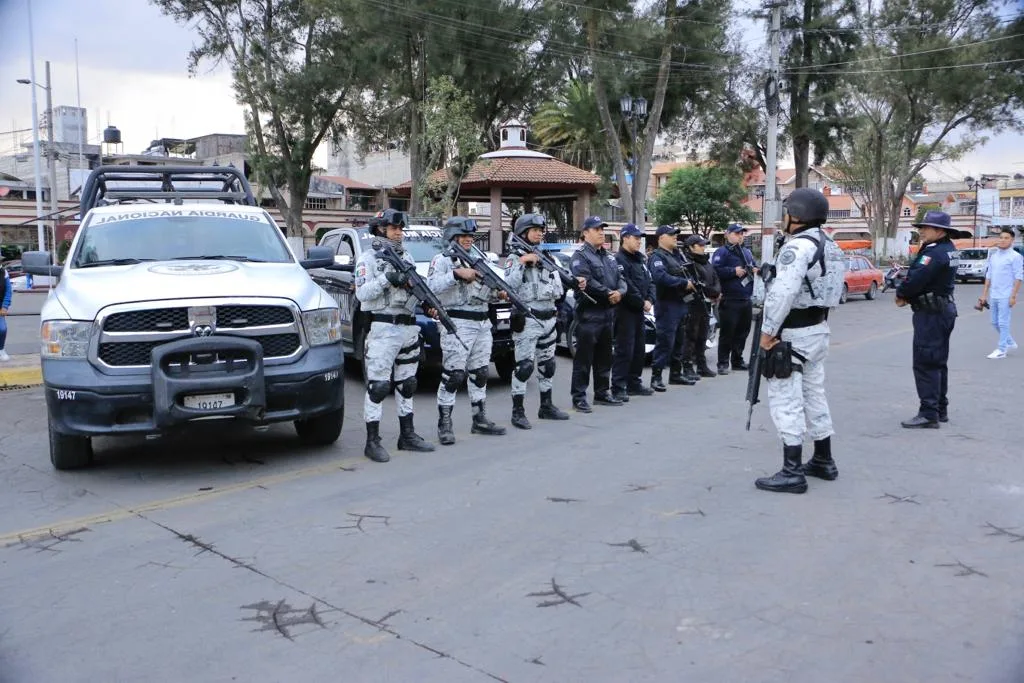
[0,353,42,388]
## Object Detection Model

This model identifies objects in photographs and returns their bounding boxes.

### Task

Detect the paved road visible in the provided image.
[2,284,1023,682]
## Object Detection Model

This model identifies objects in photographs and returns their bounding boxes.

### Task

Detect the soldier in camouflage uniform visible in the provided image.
[504,213,573,429]
[755,188,844,494]
[355,209,435,463]
[428,217,507,445]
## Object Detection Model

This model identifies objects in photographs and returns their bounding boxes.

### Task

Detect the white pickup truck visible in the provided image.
[23,165,345,470]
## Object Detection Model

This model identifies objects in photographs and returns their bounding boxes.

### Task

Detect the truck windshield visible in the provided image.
[959,249,989,260]
[72,211,293,267]
[401,232,447,263]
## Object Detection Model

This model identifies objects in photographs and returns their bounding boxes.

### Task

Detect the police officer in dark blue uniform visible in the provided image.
[612,223,656,401]
[648,225,696,392]
[895,210,965,429]
[569,216,628,412]
[711,223,756,375]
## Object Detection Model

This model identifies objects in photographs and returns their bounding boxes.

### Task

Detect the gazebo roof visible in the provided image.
[392,156,603,197]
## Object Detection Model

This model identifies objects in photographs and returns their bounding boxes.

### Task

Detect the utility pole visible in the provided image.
[762,1,783,263]
[45,60,59,252]
[26,0,45,252]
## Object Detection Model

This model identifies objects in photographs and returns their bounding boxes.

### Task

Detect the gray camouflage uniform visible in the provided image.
[761,227,844,446]
[355,243,422,423]
[503,254,563,396]
[427,249,499,406]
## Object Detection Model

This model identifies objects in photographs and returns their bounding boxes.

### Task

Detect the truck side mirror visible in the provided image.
[21,250,63,278]
[300,246,334,270]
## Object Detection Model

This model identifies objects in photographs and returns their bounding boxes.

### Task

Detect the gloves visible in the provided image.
[386,270,409,288]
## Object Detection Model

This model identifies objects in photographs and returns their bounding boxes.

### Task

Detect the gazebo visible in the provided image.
[394,120,606,250]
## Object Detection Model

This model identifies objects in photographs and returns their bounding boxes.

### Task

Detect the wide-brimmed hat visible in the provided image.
[912,210,970,239]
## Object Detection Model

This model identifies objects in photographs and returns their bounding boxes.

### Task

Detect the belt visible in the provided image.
[782,307,829,329]
[910,292,951,313]
[371,313,416,325]
[530,308,556,320]
[449,309,489,321]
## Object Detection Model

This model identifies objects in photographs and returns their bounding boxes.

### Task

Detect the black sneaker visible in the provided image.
[594,392,624,406]
[627,384,654,396]
[573,399,593,413]
[611,390,631,403]
[717,364,730,375]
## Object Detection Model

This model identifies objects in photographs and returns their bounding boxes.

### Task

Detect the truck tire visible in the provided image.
[294,407,344,446]
[49,428,94,470]
[494,354,515,383]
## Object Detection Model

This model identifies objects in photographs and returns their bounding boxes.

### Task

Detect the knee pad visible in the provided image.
[514,359,534,382]
[538,357,556,379]
[366,380,392,403]
[395,376,418,398]
[441,368,467,393]
[469,366,489,388]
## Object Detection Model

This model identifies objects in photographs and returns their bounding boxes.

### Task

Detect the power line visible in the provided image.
[786,32,1024,72]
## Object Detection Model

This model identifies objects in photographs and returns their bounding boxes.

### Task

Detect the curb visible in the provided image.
[0,357,43,389]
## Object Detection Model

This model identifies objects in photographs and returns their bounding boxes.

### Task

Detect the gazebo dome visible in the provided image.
[480,119,551,160]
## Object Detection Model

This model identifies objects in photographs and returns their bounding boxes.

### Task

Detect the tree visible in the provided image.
[418,76,484,218]
[153,0,360,239]
[781,0,861,188]
[829,0,1024,255]
[581,0,732,228]
[653,165,756,238]
[531,80,610,173]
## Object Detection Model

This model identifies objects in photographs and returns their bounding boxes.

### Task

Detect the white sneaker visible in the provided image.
[1009,340,1019,351]
[987,349,1007,359]
[0,350,10,362]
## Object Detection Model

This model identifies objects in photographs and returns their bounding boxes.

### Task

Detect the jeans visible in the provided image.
[0,315,7,350]
[990,297,1016,351]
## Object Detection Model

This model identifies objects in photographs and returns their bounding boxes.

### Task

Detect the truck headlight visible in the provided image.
[41,320,93,359]
[302,308,342,346]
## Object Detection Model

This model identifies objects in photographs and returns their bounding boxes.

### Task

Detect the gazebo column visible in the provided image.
[574,187,591,231]
[489,186,503,252]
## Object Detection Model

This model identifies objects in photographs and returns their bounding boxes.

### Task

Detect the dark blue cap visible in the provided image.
[582,216,608,231]
[655,224,680,237]
[620,223,643,238]
[912,210,951,230]
[726,223,746,234]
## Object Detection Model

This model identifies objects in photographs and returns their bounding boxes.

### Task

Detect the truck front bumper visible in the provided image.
[43,341,344,437]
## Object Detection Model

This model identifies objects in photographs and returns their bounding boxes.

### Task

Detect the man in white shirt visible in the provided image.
[979,227,1024,358]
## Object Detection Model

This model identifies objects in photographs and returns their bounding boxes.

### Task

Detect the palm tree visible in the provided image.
[531,80,610,173]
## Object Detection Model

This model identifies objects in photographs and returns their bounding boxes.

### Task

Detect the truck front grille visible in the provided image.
[99,334,302,367]
[96,302,303,368]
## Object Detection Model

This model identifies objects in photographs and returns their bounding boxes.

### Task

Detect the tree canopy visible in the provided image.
[654,165,756,238]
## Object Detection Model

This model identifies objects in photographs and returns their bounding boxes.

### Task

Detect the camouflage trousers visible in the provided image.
[766,329,834,446]
[363,322,420,423]
[437,318,492,407]
[511,316,558,396]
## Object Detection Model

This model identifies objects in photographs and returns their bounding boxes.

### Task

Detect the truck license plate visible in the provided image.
[183,392,235,410]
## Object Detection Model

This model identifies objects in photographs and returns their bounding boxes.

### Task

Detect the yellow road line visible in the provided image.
[0,365,43,388]
[0,455,362,544]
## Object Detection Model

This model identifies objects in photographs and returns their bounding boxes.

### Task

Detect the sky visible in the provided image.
[0,0,1021,183]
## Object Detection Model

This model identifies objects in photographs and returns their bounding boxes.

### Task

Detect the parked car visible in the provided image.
[841,255,883,303]
[956,247,990,283]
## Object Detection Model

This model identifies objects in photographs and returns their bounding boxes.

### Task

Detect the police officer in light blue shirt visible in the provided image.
[978,227,1023,358]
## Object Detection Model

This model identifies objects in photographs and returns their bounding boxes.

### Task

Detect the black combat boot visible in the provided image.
[611,387,631,403]
[668,365,696,385]
[717,363,730,375]
[627,382,654,396]
[681,362,701,382]
[755,445,808,494]
[437,405,456,445]
[363,421,390,463]
[801,436,838,481]
[538,391,570,420]
[396,414,436,451]
[511,395,532,430]
[696,360,717,378]
[471,401,507,435]
[650,369,667,392]
[938,404,949,423]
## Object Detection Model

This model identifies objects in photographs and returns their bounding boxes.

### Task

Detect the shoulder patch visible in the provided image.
[779,248,797,266]
[652,258,663,267]
[572,258,582,267]
[918,255,932,266]
[356,263,367,278]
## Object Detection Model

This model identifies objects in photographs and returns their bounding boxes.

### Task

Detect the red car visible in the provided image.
[841,255,883,303]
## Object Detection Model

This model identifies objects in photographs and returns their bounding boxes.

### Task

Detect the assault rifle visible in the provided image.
[745,262,776,430]
[507,233,597,304]
[445,241,540,323]
[371,239,468,350]
[679,254,714,317]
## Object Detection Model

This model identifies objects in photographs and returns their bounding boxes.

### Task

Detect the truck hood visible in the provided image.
[51,261,328,320]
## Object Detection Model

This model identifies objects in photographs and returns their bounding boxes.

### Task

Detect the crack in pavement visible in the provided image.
[527,578,590,608]
[934,560,988,578]
[607,539,649,554]
[142,516,508,681]
[983,521,1024,543]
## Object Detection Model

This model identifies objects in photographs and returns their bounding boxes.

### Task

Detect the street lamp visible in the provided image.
[17,60,59,253]
[618,94,648,224]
